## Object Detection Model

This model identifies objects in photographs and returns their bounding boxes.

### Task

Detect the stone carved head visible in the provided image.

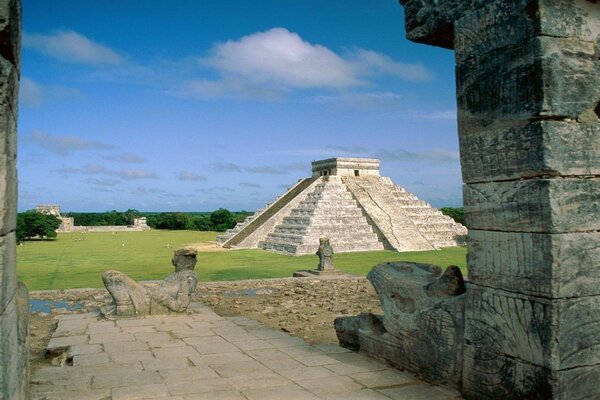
[171,247,198,272]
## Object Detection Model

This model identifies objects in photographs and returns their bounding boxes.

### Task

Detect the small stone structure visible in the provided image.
[316,237,334,271]
[218,157,466,255]
[102,247,198,317]
[337,1,600,399]
[293,236,347,278]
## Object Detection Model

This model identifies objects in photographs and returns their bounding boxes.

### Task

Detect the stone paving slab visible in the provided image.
[30,304,463,399]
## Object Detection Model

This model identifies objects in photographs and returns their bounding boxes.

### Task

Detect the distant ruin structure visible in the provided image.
[336,1,600,399]
[218,157,466,255]
[36,204,150,233]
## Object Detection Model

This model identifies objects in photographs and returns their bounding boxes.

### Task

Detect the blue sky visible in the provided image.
[18,0,460,212]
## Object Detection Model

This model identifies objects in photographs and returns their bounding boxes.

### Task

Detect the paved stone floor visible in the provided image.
[31,303,462,400]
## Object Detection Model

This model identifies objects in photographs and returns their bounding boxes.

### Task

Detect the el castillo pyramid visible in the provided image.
[217,158,467,255]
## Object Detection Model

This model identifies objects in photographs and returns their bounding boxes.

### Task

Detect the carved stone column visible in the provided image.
[401,1,599,398]
[0,0,27,399]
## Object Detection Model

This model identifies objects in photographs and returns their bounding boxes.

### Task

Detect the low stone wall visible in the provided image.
[71,225,148,233]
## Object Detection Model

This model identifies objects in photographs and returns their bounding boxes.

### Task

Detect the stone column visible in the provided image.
[401,0,599,398]
[0,0,27,399]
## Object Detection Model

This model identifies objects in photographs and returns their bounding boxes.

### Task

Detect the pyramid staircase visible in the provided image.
[343,176,467,251]
[217,157,467,256]
[259,176,384,255]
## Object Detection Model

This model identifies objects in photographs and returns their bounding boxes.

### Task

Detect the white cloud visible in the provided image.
[20,77,43,106]
[351,49,431,82]
[179,28,432,99]
[19,77,82,107]
[202,28,360,89]
[31,131,114,155]
[23,30,123,65]
[56,164,158,181]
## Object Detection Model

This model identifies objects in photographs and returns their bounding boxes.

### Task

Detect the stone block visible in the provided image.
[468,230,600,298]
[0,0,20,68]
[464,178,600,233]
[0,294,18,400]
[457,35,600,120]
[455,0,600,62]
[400,0,488,49]
[460,121,600,183]
[465,285,600,372]
[0,232,16,315]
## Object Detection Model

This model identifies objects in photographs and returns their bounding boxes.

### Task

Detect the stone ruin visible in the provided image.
[218,157,467,255]
[335,1,600,399]
[0,1,597,399]
[36,204,150,233]
[101,247,199,317]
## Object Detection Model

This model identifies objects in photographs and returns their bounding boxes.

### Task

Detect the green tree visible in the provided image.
[209,208,236,232]
[16,211,62,242]
[440,207,464,225]
[192,215,212,231]
[155,213,191,230]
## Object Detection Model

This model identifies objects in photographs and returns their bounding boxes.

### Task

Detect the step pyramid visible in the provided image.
[217,158,467,255]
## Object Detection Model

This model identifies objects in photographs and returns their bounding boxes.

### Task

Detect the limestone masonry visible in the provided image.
[218,157,466,255]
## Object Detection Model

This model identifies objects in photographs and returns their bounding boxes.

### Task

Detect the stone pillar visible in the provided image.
[400,0,599,399]
[0,0,27,399]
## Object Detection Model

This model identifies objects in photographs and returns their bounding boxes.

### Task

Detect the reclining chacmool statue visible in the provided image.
[334,262,466,387]
[101,247,198,317]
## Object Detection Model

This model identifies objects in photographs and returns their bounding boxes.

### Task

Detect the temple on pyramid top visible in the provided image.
[218,157,467,255]
[311,158,380,178]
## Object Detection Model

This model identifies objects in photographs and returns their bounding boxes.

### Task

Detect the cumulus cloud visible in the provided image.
[378,148,460,164]
[31,131,114,155]
[83,178,120,187]
[103,153,148,164]
[177,171,207,181]
[23,30,123,65]
[178,28,431,99]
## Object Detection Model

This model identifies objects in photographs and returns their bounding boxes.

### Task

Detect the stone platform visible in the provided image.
[31,303,461,400]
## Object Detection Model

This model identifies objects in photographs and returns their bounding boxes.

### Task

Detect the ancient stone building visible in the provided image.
[337,1,600,400]
[218,157,466,255]
[0,0,28,399]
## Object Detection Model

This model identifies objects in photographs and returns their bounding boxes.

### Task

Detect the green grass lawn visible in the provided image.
[17,230,467,291]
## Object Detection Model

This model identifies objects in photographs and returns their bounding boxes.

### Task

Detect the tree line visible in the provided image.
[63,208,251,232]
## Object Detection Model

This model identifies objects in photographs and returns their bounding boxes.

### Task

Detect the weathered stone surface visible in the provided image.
[0,56,18,237]
[465,285,600,371]
[335,263,466,387]
[102,247,198,317]
[455,0,600,62]
[0,232,16,314]
[457,36,600,120]
[464,178,600,233]
[468,230,600,298]
[400,0,487,49]
[316,237,334,271]
[0,0,20,68]
[460,121,600,183]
